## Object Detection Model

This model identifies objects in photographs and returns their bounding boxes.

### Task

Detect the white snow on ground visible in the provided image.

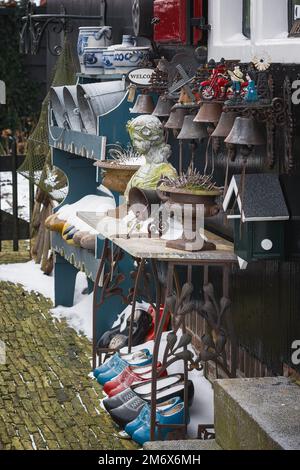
[56,194,116,235]
[0,172,30,222]
[0,261,54,299]
[51,290,93,339]
[0,260,91,337]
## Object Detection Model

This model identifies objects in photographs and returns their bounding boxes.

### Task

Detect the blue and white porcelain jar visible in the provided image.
[83,47,106,75]
[77,26,112,73]
[113,47,150,70]
[102,49,116,72]
[121,35,137,47]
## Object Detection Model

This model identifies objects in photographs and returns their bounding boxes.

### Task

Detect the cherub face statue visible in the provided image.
[127,115,164,155]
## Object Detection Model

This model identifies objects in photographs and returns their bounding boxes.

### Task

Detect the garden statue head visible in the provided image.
[127,115,171,163]
[125,115,177,198]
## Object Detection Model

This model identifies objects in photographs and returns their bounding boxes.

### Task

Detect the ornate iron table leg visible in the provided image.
[128,258,145,353]
[92,238,109,369]
[150,262,174,441]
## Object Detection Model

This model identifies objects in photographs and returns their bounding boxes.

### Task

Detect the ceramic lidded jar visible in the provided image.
[77,26,112,73]
[121,35,137,47]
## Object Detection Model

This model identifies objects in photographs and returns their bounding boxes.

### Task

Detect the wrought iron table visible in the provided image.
[77,210,238,441]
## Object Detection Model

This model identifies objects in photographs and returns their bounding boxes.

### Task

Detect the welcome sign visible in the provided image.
[127,68,156,87]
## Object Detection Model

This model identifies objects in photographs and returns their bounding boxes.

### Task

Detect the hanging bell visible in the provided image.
[225,117,265,146]
[177,115,208,140]
[152,96,174,117]
[211,112,237,138]
[130,94,155,114]
[193,103,223,124]
[164,104,190,130]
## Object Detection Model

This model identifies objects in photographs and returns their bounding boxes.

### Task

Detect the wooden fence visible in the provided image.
[0,139,34,251]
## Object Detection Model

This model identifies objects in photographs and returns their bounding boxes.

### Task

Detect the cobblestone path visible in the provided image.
[0,281,137,450]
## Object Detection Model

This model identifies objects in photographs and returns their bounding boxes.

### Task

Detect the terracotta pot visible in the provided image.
[97,163,140,194]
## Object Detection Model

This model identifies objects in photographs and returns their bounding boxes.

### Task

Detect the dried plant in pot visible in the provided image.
[157,169,222,252]
[157,169,222,218]
[95,145,145,194]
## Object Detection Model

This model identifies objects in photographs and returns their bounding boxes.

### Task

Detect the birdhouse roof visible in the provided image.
[223,174,290,222]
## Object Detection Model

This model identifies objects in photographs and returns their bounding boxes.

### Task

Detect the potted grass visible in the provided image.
[157,168,222,218]
[95,144,145,194]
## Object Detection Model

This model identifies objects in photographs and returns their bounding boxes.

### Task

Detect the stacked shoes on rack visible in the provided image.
[94,349,194,445]
[97,308,153,351]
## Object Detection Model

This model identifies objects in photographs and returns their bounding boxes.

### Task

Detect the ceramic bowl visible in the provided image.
[83,47,106,75]
[113,47,150,68]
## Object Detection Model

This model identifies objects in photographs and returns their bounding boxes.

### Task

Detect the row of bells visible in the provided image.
[130,94,265,146]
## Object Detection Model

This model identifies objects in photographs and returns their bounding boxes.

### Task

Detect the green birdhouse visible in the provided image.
[223,174,290,269]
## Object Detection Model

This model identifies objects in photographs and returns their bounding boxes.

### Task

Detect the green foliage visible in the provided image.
[0,6,40,131]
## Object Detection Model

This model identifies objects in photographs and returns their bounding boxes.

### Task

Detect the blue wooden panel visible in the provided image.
[50,88,137,341]
[52,232,99,278]
[52,232,135,340]
[98,93,132,147]
[52,148,110,209]
[95,249,134,340]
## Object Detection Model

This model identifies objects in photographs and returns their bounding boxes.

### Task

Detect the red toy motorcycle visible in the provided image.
[199,64,248,101]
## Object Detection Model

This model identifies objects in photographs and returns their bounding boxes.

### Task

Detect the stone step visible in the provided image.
[214,377,300,450]
[144,439,221,451]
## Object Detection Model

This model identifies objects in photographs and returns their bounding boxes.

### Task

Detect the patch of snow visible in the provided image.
[0,260,92,337]
[29,434,37,450]
[51,290,93,340]
[0,261,54,299]
[56,195,116,235]
[0,172,31,222]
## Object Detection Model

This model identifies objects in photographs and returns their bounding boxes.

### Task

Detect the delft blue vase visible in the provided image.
[77,26,112,73]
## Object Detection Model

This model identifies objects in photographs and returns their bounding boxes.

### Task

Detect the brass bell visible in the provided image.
[193,103,223,124]
[211,112,236,138]
[225,117,265,146]
[130,94,155,114]
[164,104,190,130]
[152,96,174,117]
[177,115,208,141]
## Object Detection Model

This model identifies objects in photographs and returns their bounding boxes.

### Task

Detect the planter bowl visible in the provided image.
[96,162,140,194]
[157,185,221,218]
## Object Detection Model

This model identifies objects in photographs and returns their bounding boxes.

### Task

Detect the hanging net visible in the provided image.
[18,39,78,202]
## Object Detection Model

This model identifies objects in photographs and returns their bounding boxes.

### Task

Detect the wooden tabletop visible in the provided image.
[77,211,237,263]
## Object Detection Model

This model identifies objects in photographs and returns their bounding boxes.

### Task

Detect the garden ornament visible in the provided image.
[244,71,259,103]
[226,66,246,104]
[125,115,177,198]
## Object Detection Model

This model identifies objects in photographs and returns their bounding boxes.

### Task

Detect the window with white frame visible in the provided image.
[208,0,300,64]
[289,0,300,36]
[243,0,251,39]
